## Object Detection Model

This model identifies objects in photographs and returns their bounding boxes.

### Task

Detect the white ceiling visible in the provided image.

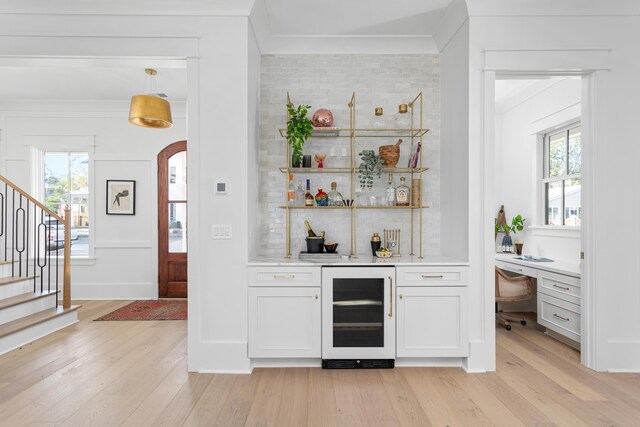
[0,60,187,102]
[263,0,453,36]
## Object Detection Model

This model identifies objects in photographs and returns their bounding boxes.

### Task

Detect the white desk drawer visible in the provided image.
[538,293,581,343]
[538,271,580,305]
[248,267,321,287]
[495,260,538,279]
[396,266,468,286]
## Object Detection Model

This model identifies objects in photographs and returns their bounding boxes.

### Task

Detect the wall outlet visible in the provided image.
[215,182,228,194]
[212,224,232,239]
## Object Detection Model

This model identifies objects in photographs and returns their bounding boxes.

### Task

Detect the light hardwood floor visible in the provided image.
[1,301,639,426]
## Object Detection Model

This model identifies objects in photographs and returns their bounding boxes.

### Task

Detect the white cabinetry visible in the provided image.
[536,270,581,343]
[248,267,321,358]
[396,266,469,358]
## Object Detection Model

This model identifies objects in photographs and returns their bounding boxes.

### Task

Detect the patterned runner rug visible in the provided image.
[95,300,187,321]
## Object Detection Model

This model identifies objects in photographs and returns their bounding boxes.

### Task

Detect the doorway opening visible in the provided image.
[158,140,187,298]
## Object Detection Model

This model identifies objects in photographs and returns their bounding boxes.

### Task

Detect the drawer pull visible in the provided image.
[315,294,319,300]
[553,313,570,322]
[421,275,444,279]
[273,274,295,279]
[552,284,570,291]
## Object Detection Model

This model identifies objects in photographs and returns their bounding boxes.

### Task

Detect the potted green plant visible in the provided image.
[495,214,526,253]
[357,150,384,190]
[286,103,314,167]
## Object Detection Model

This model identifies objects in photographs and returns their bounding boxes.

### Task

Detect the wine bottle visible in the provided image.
[304,220,317,237]
[305,179,314,206]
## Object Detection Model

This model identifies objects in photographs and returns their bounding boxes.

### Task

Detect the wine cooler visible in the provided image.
[322,267,396,368]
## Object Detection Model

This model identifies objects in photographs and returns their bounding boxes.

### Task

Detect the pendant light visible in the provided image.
[128,68,173,129]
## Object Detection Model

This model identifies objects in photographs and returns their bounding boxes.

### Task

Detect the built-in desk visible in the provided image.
[495,253,581,348]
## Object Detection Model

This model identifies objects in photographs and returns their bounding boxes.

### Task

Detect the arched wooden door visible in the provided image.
[158,141,187,298]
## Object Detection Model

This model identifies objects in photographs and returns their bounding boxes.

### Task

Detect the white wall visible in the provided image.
[248,25,261,261]
[495,78,582,262]
[0,101,186,299]
[469,14,640,371]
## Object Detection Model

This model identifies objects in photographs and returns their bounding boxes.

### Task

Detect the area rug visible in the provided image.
[95,300,187,321]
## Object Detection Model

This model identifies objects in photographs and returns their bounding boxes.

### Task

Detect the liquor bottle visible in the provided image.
[386,174,396,206]
[304,179,314,206]
[304,220,317,237]
[287,173,295,205]
[395,177,410,206]
[328,182,345,206]
[295,180,305,206]
[315,188,328,206]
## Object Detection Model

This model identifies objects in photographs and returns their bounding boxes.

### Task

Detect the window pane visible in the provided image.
[568,126,581,174]
[168,152,186,200]
[168,203,187,253]
[548,131,567,177]
[546,181,563,225]
[44,152,69,215]
[564,178,581,226]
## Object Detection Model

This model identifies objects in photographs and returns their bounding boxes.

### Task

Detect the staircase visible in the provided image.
[0,175,79,355]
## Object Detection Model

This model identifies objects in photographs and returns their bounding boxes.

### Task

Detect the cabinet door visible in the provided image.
[396,286,469,357]
[248,287,321,358]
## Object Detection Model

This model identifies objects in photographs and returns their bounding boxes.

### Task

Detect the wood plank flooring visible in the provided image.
[1,301,639,426]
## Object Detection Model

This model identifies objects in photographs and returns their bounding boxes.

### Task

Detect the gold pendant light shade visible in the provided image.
[129,95,173,128]
[128,69,173,129]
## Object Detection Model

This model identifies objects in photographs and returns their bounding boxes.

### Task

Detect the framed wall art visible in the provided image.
[106,180,136,215]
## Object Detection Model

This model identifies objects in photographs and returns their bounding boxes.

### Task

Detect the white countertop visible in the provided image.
[495,253,581,278]
[249,254,469,267]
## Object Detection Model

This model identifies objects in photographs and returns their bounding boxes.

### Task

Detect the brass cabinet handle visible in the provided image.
[389,276,393,318]
[315,294,319,300]
[552,283,570,291]
[553,313,570,322]
[421,274,444,279]
[399,294,403,299]
[273,274,295,279]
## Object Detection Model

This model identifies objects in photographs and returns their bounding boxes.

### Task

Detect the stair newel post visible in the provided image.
[63,208,71,309]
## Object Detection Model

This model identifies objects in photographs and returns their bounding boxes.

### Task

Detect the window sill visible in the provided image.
[528,226,581,239]
[71,257,96,266]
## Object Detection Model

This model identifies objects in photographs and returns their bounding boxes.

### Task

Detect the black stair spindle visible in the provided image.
[11,189,15,277]
[15,195,25,277]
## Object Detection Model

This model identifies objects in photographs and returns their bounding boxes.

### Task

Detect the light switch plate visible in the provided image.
[215,182,228,195]
[212,224,232,239]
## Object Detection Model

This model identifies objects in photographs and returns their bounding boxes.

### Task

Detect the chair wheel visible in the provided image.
[506,325,512,331]
[521,320,527,326]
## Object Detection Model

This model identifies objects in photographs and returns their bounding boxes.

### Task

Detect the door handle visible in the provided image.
[389,276,393,318]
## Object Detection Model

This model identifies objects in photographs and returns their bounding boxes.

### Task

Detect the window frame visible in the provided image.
[541,122,581,228]
[39,148,95,260]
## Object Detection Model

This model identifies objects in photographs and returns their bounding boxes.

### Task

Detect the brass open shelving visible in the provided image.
[282,91,429,258]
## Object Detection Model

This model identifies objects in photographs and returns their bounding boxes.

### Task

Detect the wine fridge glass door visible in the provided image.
[322,267,396,359]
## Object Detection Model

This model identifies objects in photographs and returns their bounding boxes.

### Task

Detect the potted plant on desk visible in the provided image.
[496,214,526,254]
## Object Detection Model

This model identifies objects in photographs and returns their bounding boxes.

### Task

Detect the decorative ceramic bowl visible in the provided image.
[324,243,338,253]
[312,109,334,127]
[376,250,393,258]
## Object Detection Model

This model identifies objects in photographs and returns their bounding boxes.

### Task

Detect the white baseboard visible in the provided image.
[71,283,156,300]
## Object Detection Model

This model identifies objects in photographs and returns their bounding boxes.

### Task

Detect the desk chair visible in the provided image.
[495,266,533,330]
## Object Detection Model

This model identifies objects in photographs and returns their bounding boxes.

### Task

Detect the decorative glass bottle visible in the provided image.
[394,104,410,128]
[372,107,385,129]
[328,182,345,206]
[315,188,328,206]
[305,179,314,206]
[295,180,305,206]
[386,174,396,206]
[395,177,410,206]
[287,173,295,205]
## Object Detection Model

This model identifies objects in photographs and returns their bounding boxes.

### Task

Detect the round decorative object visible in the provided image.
[379,139,403,168]
[315,188,328,206]
[376,249,393,258]
[312,109,334,127]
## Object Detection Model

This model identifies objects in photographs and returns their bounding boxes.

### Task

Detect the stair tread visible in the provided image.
[0,305,80,339]
[0,290,59,310]
[0,276,38,286]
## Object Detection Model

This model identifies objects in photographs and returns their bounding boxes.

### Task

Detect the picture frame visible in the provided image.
[106,180,136,215]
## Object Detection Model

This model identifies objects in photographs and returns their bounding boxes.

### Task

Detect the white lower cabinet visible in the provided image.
[248,287,321,358]
[396,286,469,357]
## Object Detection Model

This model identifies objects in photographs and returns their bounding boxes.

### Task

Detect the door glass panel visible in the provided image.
[168,151,187,201]
[333,278,384,347]
[168,203,187,253]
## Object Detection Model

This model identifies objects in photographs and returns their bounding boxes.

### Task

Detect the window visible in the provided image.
[43,152,90,256]
[543,124,581,226]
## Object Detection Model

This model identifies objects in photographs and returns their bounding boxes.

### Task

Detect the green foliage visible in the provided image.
[357,150,384,190]
[495,214,526,235]
[286,103,314,166]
